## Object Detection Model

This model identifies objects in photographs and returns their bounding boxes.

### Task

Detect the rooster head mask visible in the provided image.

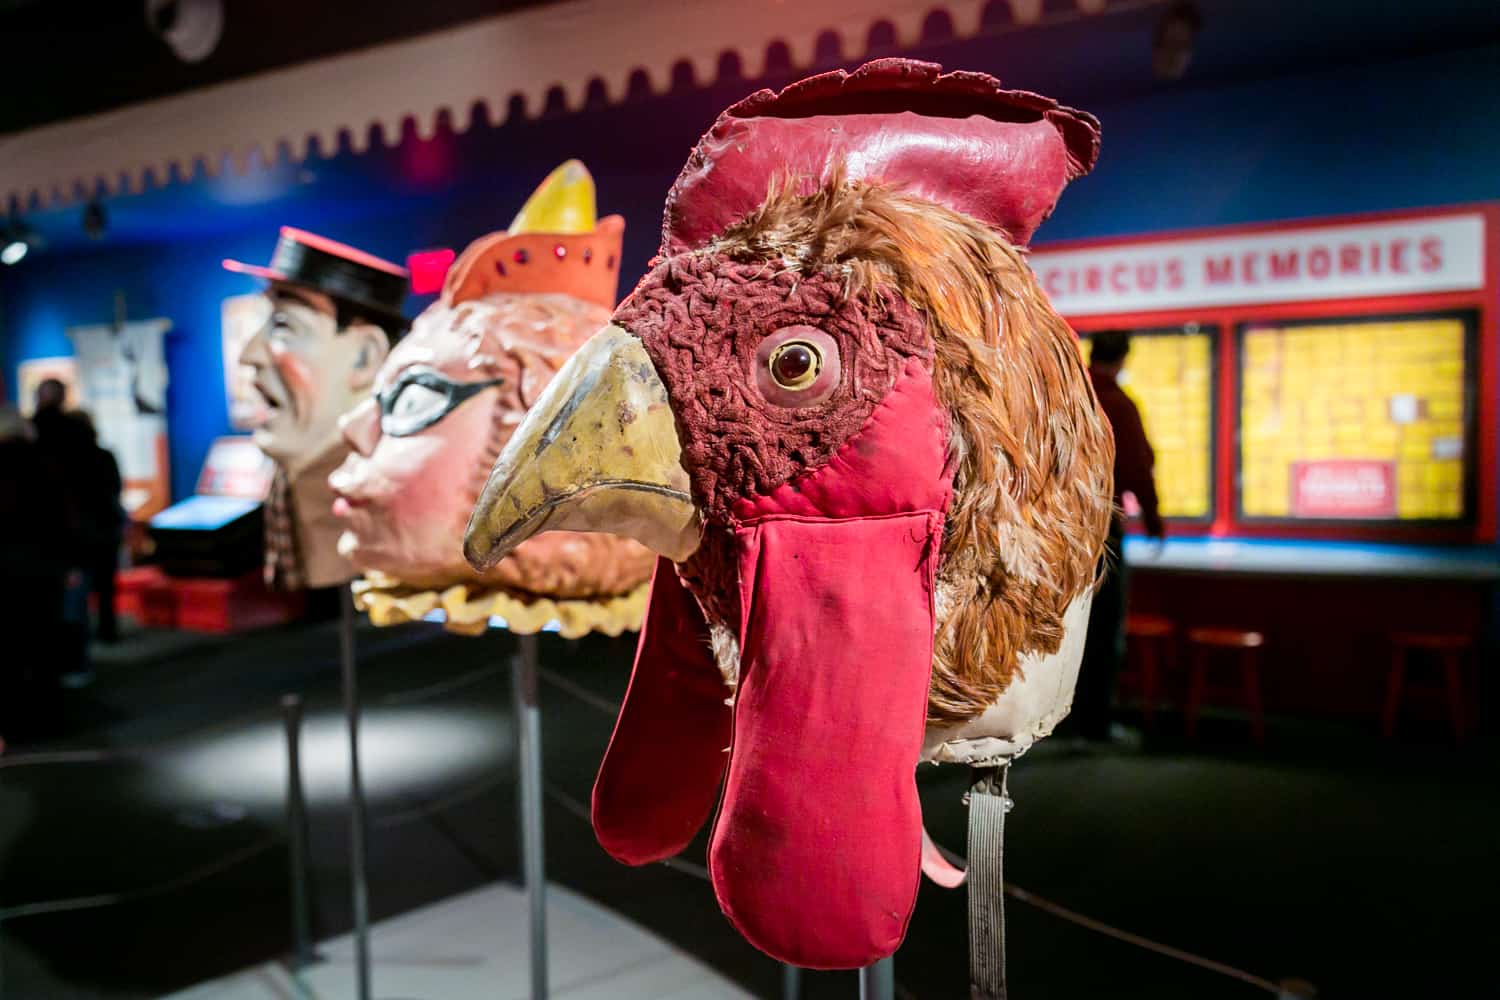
[465,59,1114,969]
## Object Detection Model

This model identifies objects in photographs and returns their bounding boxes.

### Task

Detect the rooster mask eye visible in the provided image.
[756,326,840,406]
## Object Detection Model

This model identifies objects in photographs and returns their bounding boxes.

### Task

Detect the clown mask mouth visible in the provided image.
[253,378,287,417]
[463,324,702,568]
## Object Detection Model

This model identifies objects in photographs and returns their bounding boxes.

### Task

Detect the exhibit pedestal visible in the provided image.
[513,633,548,1000]
[968,764,1011,1000]
[858,958,894,1000]
[116,566,305,633]
[338,589,373,1000]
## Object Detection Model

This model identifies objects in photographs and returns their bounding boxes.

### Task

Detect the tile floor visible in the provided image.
[163,881,751,1000]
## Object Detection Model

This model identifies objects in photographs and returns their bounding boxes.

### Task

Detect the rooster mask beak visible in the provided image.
[463,324,702,568]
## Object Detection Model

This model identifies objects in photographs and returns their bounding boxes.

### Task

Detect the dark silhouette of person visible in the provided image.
[32,381,124,652]
[0,405,71,747]
[64,411,125,642]
[30,376,69,443]
[1076,331,1166,742]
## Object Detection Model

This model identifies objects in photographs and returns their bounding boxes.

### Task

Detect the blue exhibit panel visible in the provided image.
[150,495,260,532]
[1125,536,1500,581]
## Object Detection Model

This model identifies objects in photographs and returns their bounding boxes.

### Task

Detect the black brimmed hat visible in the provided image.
[224,227,409,326]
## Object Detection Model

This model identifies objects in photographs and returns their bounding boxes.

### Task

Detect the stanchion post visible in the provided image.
[513,632,548,999]
[858,956,894,1000]
[339,588,373,1000]
[281,694,315,971]
[782,963,802,999]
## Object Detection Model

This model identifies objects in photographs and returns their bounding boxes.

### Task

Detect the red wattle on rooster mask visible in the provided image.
[464,59,1112,969]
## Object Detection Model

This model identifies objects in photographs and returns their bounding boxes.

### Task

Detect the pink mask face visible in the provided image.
[239,285,381,473]
[330,292,645,592]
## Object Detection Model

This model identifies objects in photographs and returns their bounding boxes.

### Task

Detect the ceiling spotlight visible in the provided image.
[1,222,33,266]
[145,0,225,64]
[83,200,109,240]
[1152,1,1202,81]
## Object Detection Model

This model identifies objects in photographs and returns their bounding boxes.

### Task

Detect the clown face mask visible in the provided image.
[330,292,652,600]
[330,161,656,633]
[239,284,390,475]
[225,229,410,590]
[464,61,1115,969]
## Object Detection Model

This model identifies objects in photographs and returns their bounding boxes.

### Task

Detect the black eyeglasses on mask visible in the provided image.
[377,367,505,438]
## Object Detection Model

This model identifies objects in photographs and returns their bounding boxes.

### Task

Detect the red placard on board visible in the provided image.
[196,436,275,500]
[1290,460,1397,519]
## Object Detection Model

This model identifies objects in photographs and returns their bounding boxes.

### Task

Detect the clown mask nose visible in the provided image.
[463,324,702,567]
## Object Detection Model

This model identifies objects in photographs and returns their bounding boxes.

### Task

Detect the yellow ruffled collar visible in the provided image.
[351,570,647,638]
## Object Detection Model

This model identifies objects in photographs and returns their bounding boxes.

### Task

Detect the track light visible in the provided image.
[1152,1,1202,81]
[145,0,224,64]
[84,200,109,240]
[1,221,33,266]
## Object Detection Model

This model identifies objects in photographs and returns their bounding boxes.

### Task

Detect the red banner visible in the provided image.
[1290,461,1397,519]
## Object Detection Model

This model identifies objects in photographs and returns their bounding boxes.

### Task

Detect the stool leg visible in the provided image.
[1243,650,1265,747]
[1140,642,1158,731]
[1382,649,1406,740]
[1185,648,1206,741]
[1442,651,1466,744]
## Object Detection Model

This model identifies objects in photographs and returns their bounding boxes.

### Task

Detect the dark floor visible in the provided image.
[0,615,1495,999]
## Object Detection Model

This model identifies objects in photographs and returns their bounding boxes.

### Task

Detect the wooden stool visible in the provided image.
[1185,628,1266,745]
[1383,632,1472,742]
[1124,613,1175,729]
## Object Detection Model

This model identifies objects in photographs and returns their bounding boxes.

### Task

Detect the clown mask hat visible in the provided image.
[465,59,1114,973]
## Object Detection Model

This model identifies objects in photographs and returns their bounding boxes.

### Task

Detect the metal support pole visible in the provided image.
[281,694,315,972]
[513,633,548,999]
[968,764,1011,1000]
[782,964,802,999]
[858,957,894,1000]
[338,588,372,1000]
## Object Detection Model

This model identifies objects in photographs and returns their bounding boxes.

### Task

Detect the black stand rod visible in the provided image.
[859,957,894,1000]
[513,633,548,999]
[281,694,315,977]
[338,588,372,1000]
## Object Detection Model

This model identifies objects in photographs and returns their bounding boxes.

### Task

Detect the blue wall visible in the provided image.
[1041,41,1500,242]
[4,36,1498,504]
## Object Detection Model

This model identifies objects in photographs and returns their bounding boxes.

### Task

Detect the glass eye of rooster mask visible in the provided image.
[464,59,1115,970]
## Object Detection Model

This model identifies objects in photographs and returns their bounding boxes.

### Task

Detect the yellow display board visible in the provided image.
[1239,316,1468,520]
[1086,329,1214,519]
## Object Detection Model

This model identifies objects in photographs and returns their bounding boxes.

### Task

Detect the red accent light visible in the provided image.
[407,248,456,295]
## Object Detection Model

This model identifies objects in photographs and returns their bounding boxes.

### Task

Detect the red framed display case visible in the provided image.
[1033,204,1498,545]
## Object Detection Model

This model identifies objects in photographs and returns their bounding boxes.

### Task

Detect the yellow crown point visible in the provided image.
[509,159,597,235]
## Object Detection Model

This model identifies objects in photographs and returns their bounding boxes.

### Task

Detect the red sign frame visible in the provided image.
[1036,203,1498,544]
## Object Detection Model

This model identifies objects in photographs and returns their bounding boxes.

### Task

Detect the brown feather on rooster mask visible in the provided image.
[464,59,1114,969]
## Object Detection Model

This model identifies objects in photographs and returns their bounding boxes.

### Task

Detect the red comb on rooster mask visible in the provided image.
[464,59,1108,970]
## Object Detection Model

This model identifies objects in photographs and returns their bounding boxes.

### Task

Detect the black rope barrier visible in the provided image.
[0,836,280,923]
[378,662,507,707]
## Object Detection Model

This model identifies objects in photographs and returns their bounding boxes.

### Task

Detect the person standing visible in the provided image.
[1076,330,1165,742]
[0,405,71,746]
[65,411,125,642]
